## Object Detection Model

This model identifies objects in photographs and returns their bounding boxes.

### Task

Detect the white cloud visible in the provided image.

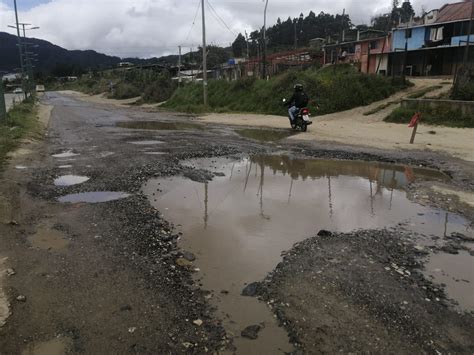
[0,0,453,58]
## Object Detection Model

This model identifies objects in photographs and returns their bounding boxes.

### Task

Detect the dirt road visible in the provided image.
[0,92,473,354]
[200,78,474,162]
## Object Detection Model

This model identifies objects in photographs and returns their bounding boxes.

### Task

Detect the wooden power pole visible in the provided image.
[201,0,208,106]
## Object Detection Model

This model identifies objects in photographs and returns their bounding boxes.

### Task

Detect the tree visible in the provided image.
[232,33,247,58]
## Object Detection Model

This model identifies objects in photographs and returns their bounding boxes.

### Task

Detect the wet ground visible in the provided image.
[144,155,473,353]
[0,91,473,354]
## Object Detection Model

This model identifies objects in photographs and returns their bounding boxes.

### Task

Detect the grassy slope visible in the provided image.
[0,98,39,168]
[385,106,474,128]
[163,65,409,116]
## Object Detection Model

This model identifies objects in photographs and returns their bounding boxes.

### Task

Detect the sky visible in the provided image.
[0,0,451,58]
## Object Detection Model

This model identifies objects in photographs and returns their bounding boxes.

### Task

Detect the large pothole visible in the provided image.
[143,155,473,354]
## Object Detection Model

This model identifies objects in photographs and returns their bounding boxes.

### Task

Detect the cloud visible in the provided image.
[0,0,452,58]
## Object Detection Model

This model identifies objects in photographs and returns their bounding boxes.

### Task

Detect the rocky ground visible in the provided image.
[0,91,472,353]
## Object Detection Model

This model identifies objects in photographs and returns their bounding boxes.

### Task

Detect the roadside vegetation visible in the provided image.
[406,85,443,99]
[385,105,474,128]
[0,97,39,168]
[163,65,410,115]
[51,68,177,103]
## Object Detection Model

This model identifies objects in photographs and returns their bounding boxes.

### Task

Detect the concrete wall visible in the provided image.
[4,94,23,111]
[401,98,474,116]
[392,27,427,50]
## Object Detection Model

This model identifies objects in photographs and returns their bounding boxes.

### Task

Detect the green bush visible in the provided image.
[111,82,141,99]
[385,106,474,128]
[163,65,409,115]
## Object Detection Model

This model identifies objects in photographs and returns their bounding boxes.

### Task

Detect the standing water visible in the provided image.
[143,156,473,354]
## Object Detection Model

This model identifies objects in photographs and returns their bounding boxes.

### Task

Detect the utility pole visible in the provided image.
[0,80,6,120]
[201,0,208,106]
[13,0,26,99]
[463,0,474,65]
[245,31,250,59]
[262,0,268,79]
[178,45,182,87]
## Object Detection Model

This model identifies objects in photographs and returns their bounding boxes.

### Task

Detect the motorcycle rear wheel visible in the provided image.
[301,122,308,132]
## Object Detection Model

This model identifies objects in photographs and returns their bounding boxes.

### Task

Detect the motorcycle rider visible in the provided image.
[288,84,309,124]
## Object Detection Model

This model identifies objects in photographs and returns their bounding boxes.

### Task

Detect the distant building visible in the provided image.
[118,62,134,68]
[390,1,473,76]
[2,73,20,82]
[323,30,391,74]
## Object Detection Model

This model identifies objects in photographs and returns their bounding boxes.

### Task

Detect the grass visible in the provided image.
[0,97,39,168]
[363,100,401,116]
[385,106,474,128]
[163,65,410,116]
[407,86,443,99]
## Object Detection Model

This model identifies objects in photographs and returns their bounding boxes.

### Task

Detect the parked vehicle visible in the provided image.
[282,98,312,132]
[13,88,23,94]
[36,85,45,92]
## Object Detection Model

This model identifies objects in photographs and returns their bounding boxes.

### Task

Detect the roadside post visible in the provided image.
[408,112,421,144]
[0,81,6,120]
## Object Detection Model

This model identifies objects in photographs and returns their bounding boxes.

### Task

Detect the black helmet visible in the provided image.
[294,84,303,91]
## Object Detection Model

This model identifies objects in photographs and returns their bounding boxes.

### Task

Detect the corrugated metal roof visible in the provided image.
[436,1,473,23]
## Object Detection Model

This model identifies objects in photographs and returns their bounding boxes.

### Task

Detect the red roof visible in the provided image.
[436,1,473,23]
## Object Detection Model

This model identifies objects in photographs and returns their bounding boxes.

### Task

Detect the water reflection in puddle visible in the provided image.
[58,165,73,169]
[144,156,472,353]
[52,150,79,158]
[15,165,28,170]
[58,191,130,203]
[54,175,90,186]
[118,121,203,131]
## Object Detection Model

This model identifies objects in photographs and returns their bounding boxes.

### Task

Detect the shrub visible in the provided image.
[385,106,474,128]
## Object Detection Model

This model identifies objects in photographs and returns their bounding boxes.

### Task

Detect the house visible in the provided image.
[389,1,473,76]
[323,30,391,74]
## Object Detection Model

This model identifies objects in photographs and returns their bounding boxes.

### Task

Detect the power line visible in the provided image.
[185,0,201,42]
[206,0,236,37]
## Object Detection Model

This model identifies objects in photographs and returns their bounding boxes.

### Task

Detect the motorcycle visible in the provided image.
[282,98,312,132]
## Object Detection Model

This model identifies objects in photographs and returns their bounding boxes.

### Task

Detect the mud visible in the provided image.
[144,155,472,353]
[235,128,297,142]
[58,191,130,203]
[117,120,204,131]
[0,91,473,354]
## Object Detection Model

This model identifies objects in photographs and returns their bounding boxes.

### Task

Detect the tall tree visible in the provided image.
[232,33,247,58]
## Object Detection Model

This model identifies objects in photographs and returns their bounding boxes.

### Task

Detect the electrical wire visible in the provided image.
[206,0,236,37]
[185,0,201,42]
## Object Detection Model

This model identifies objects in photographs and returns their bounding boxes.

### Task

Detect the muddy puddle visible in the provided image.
[54,175,90,186]
[235,128,296,142]
[129,140,164,145]
[28,224,69,252]
[58,191,130,204]
[143,155,473,353]
[117,121,204,131]
[21,336,72,355]
[52,150,79,158]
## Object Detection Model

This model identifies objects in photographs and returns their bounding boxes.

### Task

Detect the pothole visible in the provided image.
[143,155,472,353]
[117,121,204,131]
[28,224,69,252]
[54,175,90,186]
[58,191,130,203]
[128,140,164,145]
[235,128,297,142]
[52,150,79,158]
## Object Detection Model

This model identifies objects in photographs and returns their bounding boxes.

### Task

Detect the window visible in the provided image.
[405,29,412,39]
[370,41,378,50]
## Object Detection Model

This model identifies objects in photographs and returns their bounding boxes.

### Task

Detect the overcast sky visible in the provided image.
[0,0,450,58]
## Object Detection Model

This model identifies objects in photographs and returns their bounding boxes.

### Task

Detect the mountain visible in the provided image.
[0,32,132,75]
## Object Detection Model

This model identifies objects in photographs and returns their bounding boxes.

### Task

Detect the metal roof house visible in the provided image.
[390,0,473,76]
